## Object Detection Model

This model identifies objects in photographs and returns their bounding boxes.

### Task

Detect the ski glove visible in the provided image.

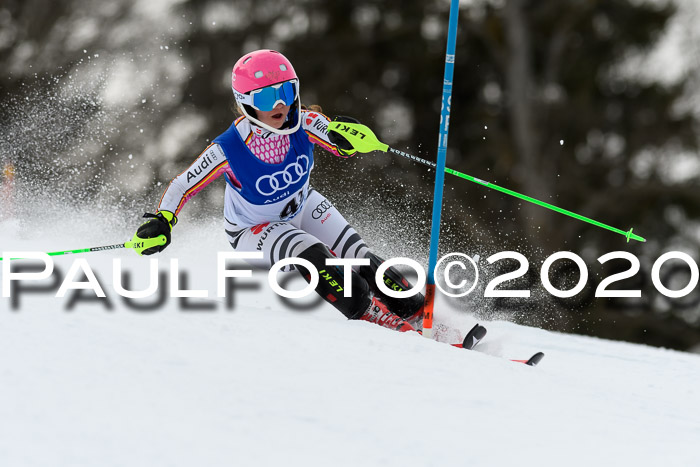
[329,116,361,157]
[133,211,177,255]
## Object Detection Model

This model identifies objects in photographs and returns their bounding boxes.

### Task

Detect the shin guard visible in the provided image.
[359,251,424,320]
[296,243,371,320]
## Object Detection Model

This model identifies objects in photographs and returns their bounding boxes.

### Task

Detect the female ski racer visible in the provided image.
[133,49,424,332]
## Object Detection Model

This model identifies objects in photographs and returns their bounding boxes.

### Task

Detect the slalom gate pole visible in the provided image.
[421,0,461,339]
[0,235,167,261]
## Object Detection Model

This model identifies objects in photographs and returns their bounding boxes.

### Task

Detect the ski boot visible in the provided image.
[359,296,418,333]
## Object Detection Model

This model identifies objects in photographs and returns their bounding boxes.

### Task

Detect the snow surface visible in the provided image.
[1,218,700,467]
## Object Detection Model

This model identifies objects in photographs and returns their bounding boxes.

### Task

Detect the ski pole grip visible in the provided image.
[125,234,167,251]
[328,121,389,153]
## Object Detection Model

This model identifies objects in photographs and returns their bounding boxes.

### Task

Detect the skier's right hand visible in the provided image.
[132,211,177,255]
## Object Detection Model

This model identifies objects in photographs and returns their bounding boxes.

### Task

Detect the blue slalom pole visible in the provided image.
[422,0,461,339]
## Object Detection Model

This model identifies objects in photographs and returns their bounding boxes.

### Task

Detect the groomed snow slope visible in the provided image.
[1,219,699,467]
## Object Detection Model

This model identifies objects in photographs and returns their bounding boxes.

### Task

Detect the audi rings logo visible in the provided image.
[256,155,310,196]
[311,200,333,219]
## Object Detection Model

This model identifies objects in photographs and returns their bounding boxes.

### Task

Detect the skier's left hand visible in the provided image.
[329,116,360,157]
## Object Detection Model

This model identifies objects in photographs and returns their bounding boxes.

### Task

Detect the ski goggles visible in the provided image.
[237,79,299,112]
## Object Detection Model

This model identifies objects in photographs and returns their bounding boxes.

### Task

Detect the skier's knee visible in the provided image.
[296,242,335,274]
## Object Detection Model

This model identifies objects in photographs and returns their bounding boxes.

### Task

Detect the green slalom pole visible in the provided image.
[328,121,646,243]
[0,235,167,261]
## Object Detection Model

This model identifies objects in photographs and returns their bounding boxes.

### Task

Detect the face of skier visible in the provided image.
[256,102,291,130]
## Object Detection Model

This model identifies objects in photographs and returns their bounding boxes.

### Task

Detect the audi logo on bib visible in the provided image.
[255,155,310,196]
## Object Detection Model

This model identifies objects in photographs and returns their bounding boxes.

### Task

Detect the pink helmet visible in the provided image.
[232,49,301,135]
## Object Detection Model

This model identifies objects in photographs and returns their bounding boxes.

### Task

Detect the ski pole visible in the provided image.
[328,121,646,243]
[0,235,167,261]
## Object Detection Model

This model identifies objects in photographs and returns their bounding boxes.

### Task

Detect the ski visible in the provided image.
[450,323,545,366]
[511,352,545,367]
[450,323,488,350]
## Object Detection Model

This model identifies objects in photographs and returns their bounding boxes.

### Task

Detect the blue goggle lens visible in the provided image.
[250,81,298,111]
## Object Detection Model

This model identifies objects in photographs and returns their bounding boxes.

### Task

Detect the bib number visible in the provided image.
[279,192,304,220]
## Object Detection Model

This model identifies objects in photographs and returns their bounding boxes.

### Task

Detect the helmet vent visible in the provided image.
[254,71,264,78]
[279,64,287,71]
[243,57,252,64]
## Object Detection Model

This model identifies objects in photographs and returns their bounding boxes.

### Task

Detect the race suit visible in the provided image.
[156,110,369,272]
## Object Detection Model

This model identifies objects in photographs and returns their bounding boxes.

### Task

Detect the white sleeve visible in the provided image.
[157,143,229,215]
